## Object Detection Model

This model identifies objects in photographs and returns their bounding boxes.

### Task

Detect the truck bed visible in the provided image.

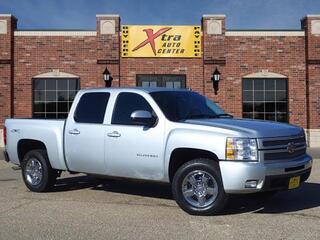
[4,118,67,170]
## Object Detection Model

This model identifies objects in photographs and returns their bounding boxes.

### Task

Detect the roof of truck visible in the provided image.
[79,87,191,94]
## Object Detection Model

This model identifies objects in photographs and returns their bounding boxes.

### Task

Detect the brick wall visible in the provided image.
[120,58,204,93]
[302,16,320,146]
[0,15,16,127]
[201,16,307,128]
[0,13,319,147]
[13,15,120,119]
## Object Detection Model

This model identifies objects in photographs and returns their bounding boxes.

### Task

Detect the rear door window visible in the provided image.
[74,92,110,124]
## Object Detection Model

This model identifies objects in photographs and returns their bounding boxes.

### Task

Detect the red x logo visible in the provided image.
[132,27,172,56]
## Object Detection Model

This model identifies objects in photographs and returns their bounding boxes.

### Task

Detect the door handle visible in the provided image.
[68,129,80,135]
[107,131,121,138]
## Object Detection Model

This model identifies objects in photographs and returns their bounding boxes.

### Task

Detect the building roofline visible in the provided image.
[301,14,320,21]
[202,14,226,18]
[0,14,17,20]
[225,30,305,36]
[227,29,303,32]
[96,14,120,18]
[14,30,96,36]
[16,29,95,31]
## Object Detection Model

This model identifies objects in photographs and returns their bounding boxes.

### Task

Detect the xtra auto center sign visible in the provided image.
[121,25,201,58]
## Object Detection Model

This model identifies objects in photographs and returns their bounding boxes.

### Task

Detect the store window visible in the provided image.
[137,75,186,88]
[242,78,288,122]
[33,78,80,119]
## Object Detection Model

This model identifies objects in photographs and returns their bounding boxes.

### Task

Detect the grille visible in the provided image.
[264,148,306,161]
[262,135,307,162]
[262,136,305,147]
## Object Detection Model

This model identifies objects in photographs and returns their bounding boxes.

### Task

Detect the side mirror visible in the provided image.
[130,110,156,126]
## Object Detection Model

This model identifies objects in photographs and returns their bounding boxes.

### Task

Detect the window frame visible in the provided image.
[111,92,157,126]
[242,78,289,123]
[32,78,80,119]
[136,74,186,88]
[73,92,111,124]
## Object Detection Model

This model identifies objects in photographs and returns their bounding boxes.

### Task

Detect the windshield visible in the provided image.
[150,91,227,122]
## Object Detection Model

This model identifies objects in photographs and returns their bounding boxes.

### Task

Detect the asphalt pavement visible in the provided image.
[0,148,319,240]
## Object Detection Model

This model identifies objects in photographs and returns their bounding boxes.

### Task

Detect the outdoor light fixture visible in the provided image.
[103,67,113,87]
[211,67,221,95]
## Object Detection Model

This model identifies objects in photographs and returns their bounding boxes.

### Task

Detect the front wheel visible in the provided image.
[21,149,57,192]
[172,159,228,215]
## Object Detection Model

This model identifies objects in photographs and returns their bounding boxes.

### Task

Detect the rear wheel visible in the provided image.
[172,159,228,215]
[21,149,57,192]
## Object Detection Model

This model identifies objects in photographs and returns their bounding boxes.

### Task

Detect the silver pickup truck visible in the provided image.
[3,88,312,215]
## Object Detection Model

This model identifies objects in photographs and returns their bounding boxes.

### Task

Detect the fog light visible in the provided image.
[245,180,258,188]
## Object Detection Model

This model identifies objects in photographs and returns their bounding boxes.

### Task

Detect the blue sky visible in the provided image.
[1,0,319,30]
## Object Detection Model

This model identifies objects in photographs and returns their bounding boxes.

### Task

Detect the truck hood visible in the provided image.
[184,118,304,138]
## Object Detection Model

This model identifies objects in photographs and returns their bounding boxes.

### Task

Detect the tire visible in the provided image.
[21,149,57,192]
[172,158,228,215]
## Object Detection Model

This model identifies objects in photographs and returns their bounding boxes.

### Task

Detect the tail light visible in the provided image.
[3,126,6,146]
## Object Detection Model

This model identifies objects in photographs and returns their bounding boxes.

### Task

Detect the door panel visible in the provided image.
[105,125,164,180]
[64,92,110,174]
[105,92,165,180]
[65,124,106,174]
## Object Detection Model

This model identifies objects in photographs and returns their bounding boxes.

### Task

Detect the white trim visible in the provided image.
[33,71,79,78]
[0,14,12,17]
[306,15,320,18]
[226,31,305,36]
[243,71,287,78]
[306,129,320,148]
[301,15,320,21]
[96,14,120,18]
[14,31,96,36]
[203,14,226,19]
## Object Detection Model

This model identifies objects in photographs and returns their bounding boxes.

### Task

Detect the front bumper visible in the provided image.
[219,154,312,194]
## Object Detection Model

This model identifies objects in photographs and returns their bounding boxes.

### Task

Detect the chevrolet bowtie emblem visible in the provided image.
[287,142,297,154]
[132,27,172,56]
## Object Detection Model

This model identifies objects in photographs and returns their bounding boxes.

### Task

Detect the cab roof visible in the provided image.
[78,87,191,94]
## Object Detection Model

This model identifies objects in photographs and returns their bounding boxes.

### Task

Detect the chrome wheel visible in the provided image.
[182,170,218,208]
[25,158,43,186]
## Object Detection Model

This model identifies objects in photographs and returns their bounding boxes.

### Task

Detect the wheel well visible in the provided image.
[17,139,47,163]
[168,148,219,182]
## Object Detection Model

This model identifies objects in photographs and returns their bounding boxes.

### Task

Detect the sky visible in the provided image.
[1,0,320,30]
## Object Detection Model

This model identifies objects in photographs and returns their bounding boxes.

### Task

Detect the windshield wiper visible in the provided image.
[184,114,218,120]
[216,113,233,118]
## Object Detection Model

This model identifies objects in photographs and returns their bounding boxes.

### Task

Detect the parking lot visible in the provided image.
[0,149,319,240]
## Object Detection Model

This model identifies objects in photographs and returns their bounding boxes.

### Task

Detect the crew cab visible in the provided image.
[3,88,312,215]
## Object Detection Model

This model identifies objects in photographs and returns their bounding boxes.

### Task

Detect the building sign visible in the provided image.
[122,25,201,58]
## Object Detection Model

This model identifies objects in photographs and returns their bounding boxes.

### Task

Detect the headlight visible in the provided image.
[226,138,258,161]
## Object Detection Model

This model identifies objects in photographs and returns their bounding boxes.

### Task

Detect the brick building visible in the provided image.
[0,14,319,147]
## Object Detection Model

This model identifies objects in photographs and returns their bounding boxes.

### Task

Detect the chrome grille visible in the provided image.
[264,148,306,161]
[260,135,307,162]
[262,135,306,148]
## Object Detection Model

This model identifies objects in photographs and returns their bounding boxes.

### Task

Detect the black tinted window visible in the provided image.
[112,93,153,125]
[74,92,110,124]
[33,78,79,119]
[242,78,288,122]
[150,91,225,122]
